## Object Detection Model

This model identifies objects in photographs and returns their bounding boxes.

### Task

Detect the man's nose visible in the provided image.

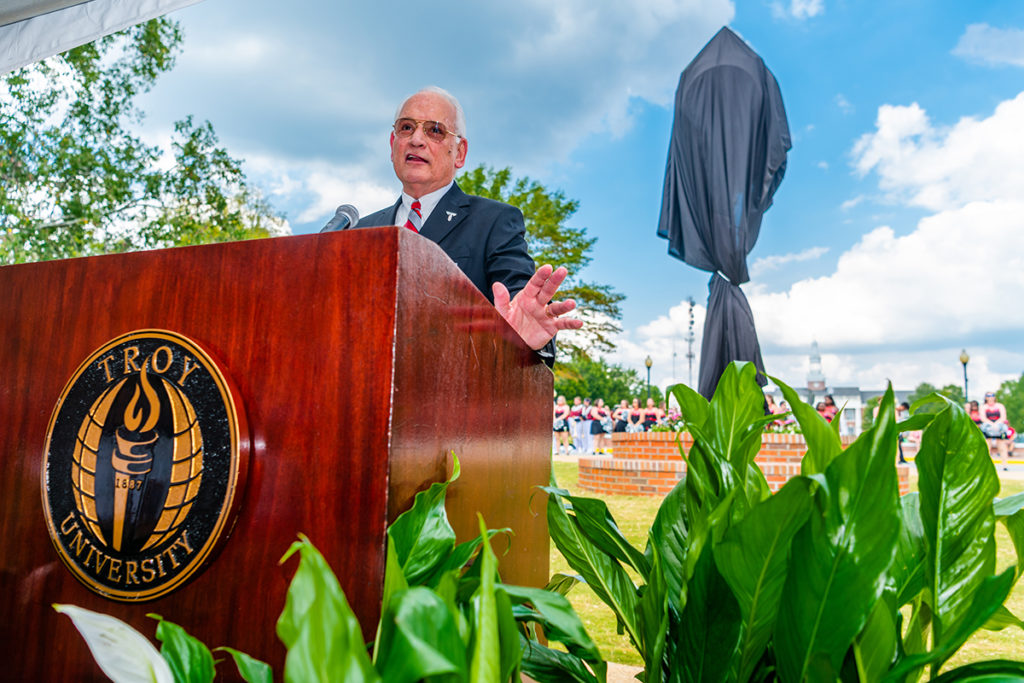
[408,124,429,144]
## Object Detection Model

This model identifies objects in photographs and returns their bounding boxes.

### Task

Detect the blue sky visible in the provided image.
[136,0,1024,396]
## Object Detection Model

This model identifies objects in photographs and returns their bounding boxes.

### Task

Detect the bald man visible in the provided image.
[357,86,581,362]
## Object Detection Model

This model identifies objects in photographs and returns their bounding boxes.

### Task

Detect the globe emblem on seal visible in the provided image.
[42,330,248,601]
[71,360,203,555]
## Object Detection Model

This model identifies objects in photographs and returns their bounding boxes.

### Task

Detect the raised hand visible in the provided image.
[491,264,583,350]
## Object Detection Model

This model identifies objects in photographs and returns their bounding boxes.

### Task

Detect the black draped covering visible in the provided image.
[658,26,791,398]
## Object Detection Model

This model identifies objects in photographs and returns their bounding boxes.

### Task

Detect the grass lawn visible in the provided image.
[549,460,1024,671]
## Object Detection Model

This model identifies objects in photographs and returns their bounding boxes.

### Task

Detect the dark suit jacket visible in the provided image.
[356,182,535,303]
[357,182,555,365]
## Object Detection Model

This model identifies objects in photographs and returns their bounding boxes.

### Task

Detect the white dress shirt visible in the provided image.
[394,180,455,228]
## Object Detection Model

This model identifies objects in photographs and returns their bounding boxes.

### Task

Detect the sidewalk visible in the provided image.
[555,451,1024,480]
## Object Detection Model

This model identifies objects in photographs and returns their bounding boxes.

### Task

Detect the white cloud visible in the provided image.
[761,347,1018,395]
[145,0,735,183]
[751,92,1024,354]
[749,246,828,277]
[840,194,866,211]
[613,91,1024,392]
[182,34,277,69]
[834,93,853,114]
[613,298,708,390]
[613,301,1022,395]
[817,160,829,171]
[243,153,397,225]
[952,23,1024,68]
[771,0,823,20]
[747,200,1024,349]
[851,92,1024,211]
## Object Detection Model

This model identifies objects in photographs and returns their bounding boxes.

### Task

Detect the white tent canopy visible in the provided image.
[0,0,203,75]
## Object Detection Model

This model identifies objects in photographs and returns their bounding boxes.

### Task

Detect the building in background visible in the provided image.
[762,342,914,437]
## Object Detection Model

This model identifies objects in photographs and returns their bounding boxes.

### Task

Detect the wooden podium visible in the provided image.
[0,228,552,680]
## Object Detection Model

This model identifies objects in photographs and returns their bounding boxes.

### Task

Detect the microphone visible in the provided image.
[320,204,359,233]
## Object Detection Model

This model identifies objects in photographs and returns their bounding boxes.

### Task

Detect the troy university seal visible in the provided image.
[42,330,249,601]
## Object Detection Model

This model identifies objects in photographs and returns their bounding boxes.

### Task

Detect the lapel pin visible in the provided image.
[446,211,457,222]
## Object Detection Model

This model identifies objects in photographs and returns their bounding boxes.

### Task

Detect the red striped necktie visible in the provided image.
[404,200,422,233]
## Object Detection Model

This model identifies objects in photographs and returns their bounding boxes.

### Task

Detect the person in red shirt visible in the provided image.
[980,392,1013,470]
[552,395,571,455]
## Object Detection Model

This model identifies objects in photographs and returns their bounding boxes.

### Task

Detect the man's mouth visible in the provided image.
[406,154,427,164]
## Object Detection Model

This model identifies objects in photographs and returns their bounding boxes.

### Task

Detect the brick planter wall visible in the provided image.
[578,431,913,497]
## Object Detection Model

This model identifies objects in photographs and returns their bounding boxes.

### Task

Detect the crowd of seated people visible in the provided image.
[558,388,1018,469]
[977,392,1015,470]
[553,395,668,455]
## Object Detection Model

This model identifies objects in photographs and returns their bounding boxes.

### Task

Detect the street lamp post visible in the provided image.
[645,355,653,400]
[960,349,970,403]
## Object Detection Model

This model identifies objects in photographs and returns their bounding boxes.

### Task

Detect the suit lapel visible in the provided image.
[419,183,470,243]
[386,197,401,226]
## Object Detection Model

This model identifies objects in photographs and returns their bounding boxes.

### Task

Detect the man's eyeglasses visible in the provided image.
[393,118,460,142]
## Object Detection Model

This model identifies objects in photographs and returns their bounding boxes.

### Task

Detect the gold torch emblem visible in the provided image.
[43,330,245,602]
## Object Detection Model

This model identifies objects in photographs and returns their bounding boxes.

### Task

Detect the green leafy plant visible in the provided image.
[547,361,1024,682]
[57,457,604,682]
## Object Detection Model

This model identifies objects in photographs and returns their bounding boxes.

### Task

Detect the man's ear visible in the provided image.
[454,137,468,169]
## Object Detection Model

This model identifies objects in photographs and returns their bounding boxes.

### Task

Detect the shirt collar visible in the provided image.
[401,180,454,225]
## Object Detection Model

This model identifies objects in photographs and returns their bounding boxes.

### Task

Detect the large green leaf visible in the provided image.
[636,541,669,682]
[853,594,898,682]
[670,381,709,429]
[901,597,933,661]
[668,382,721,513]
[375,587,466,683]
[504,585,603,667]
[775,386,901,681]
[215,647,273,683]
[544,573,583,596]
[674,364,772,527]
[387,456,461,586]
[646,479,687,613]
[929,658,1024,682]
[374,534,410,663]
[994,492,1024,518]
[891,493,927,608]
[495,586,523,683]
[469,515,503,683]
[150,615,215,683]
[519,635,601,683]
[708,362,777,501]
[674,544,741,683]
[423,528,511,589]
[995,496,1024,584]
[1002,510,1024,585]
[983,605,1024,632]
[915,396,999,650]
[715,476,814,682]
[276,536,380,683]
[544,487,641,649]
[884,568,1016,682]
[555,492,650,578]
[771,375,842,476]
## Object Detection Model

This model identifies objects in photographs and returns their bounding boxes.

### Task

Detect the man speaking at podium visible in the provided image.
[357,86,581,365]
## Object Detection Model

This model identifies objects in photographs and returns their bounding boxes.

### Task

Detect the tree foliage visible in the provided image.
[554,351,663,404]
[457,165,624,358]
[907,382,939,407]
[907,381,965,408]
[939,383,965,407]
[0,17,283,265]
[997,372,1024,430]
